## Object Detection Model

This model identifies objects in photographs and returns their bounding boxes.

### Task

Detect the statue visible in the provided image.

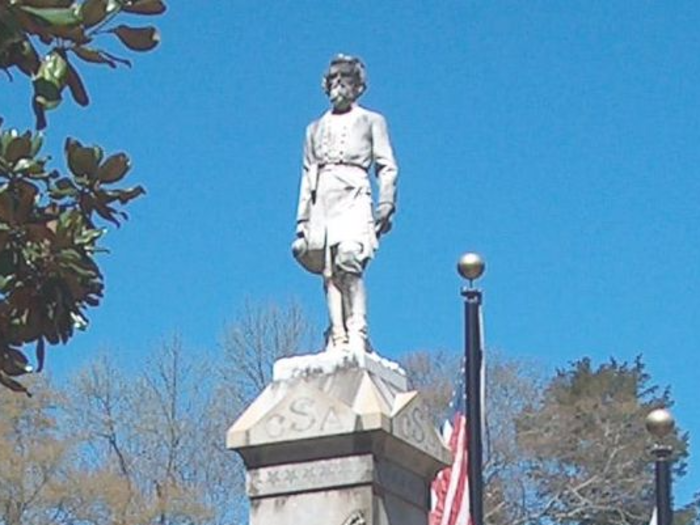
[292,54,399,355]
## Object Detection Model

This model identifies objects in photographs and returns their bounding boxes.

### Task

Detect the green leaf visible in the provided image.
[13,39,41,76]
[65,59,89,106]
[65,138,101,178]
[0,131,15,156]
[0,273,14,292]
[71,46,117,68]
[14,158,48,176]
[63,258,101,278]
[0,372,31,396]
[0,348,32,376]
[35,338,45,373]
[92,199,120,225]
[32,98,48,130]
[80,0,109,28]
[57,248,83,263]
[20,1,74,7]
[0,191,14,224]
[112,25,160,51]
[33,78,63,110]
[33,51,68,110]
[97,152,130,183]
[71,311,89,331]
[38,50,68,85]
[55,178,76,191]
[122,0,166,15]
[0,249,14,276]
[46,24,89,44]
[115,185,145,204]
[5,134,32,164]
[75,227,104,245]
[14,180,40,222]
[18,5,82,27]
[29,133,44,156]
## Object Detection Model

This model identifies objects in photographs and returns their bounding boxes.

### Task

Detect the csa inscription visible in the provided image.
[398,405,426,444]
[264,396,346,438]
[394,401,442,456]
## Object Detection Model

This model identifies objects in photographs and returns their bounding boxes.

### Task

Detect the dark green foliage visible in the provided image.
[0,0,165,393]
[0,0,165,129]
[0,123,145,394]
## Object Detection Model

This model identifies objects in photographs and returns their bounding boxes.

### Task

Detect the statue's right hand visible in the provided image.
[291,237,306,258]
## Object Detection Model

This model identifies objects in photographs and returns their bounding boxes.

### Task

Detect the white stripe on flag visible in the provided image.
[649,507,657,525]
[439,414,468,525]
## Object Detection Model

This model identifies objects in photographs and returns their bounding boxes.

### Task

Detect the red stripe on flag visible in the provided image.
[430,412,471,525]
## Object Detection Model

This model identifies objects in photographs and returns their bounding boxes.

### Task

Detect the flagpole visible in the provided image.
[646,408,675,525]
[458,252,486,525]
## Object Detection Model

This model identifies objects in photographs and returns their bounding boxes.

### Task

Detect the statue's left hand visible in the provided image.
[375,203,395,236]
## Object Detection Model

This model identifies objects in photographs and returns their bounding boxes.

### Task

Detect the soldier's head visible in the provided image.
[322,54,367,111]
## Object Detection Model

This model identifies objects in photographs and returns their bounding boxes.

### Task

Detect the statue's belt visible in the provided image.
[317,161,366,170]
[310,162,366,204]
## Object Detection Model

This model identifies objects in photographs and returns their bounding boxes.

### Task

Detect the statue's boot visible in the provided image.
[324,277,347,352]
[341,273,371,354]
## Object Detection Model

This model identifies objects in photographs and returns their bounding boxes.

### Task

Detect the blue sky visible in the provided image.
[2,1,699,504]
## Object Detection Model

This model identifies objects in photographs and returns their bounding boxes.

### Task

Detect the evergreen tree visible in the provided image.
[516,357,693,525]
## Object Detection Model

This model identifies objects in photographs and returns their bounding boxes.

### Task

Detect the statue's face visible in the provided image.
[326,62,360,111]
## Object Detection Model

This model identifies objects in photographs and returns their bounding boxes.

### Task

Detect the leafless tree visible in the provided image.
[0,377,75,525]
[218,298,317,407]
[66,339,232,525]
[400,348,544,525]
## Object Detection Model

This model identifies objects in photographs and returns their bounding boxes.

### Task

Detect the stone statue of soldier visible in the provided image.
[292,54,398,355]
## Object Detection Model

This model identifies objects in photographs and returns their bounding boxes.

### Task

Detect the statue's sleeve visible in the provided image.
[296,124,315,228]
[371,114,398,207]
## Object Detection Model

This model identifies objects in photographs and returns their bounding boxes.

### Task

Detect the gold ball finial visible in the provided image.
[457,252,485,282]
[646,408,675,440]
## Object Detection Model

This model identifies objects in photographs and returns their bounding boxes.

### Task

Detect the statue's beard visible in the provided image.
[329,84,355,108]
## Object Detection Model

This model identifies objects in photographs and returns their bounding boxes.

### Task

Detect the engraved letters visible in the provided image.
[289,397,316,432]
[320,406,341,431]
[264,397,345,438]
[394,401,444,457]
[264,414,285,438]
[398,405,426,444]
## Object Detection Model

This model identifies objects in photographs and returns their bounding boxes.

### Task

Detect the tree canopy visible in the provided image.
[1,0,164,129]
[405,350,699,525]
[0,0,165,393]
[516,357,691,525]
[0,299,697,524]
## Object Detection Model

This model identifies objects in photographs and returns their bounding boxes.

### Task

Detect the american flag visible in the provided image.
[431,302,486,525]
[430,363,471,525]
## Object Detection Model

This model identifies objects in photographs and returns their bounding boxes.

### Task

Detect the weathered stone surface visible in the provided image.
[251,382,358,445]
[392,392,447,461]
[248,455,374,498]
[250,487,373,525]
[273,350,408,390]
[227,352,451,525]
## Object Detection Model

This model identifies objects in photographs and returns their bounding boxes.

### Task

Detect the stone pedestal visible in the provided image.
[226,352,451,525]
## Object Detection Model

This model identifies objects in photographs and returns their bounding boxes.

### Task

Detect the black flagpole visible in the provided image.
[458,253,486,525]
[646,408,676,525]
[654,446,673,525]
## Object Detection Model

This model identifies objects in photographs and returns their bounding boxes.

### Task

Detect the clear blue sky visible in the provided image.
[2,1,699,504]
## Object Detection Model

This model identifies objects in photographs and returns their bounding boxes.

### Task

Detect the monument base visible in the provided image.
[227,351,451,525]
